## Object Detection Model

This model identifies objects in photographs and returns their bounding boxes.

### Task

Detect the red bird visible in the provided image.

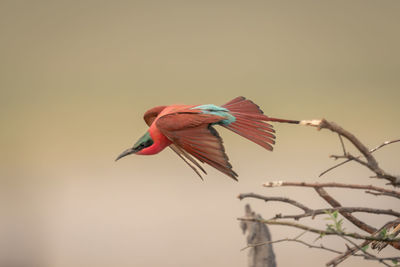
[116,96,298,180]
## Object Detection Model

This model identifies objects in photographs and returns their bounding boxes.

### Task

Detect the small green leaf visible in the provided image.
[326,224,334,231]
[332,210,338,219]
[391,259,398,264]
[379,228,388,238]
[361,244,369,252]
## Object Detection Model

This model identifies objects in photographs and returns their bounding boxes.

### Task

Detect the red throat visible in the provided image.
[137,128,172,155]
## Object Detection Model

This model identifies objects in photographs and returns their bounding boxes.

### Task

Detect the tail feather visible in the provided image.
[223,96,263,114]
[234,117,275,132]
[222,96,247,107]
[221,96,298,150]
[226,125,274,151]
[268,117,300,124]
[228,123,275,140]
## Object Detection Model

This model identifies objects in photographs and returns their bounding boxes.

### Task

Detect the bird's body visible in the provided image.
[116,96,299,180]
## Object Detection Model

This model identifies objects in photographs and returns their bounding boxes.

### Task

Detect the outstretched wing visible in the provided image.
[143,106,167,126]
[156,112,238,180]
[143,106,208,179]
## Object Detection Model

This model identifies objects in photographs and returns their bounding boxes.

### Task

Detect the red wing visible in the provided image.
[222,96,246,107]
[144,106,208,178]
[156,113,238,180]
[156,112,218,131]
[143,106,167,126]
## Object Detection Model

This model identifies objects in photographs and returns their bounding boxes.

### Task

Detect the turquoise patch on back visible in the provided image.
[191,104,236,125]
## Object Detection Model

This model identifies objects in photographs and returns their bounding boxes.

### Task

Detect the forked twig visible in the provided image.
[237,217,400,242]
[239,119,400,266]
[319,139,400,178]
[263,181,400,199]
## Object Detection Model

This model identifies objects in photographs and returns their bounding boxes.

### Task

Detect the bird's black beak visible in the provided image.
[115,147,136,161]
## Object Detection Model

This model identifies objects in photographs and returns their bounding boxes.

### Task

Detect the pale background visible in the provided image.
[1,1,399,266]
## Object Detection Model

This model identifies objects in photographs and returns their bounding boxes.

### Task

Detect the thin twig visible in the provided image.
[238,193,312,212]
[237,217,400,242]
[245,120,400,265]
[327,235,393,267]
[242,234,400,266]
[315,187,400,252]
[319,139,400,177]
[365,190,400,198]
[363,256,400,262]
[262,182,400,251]
[274,207,400,221]
[242,238,342,255]
[371,139,400,153]
[263,181,400,200]
[263,181,400,250]
[314,187,378,235]
[316,119,400,186]
[241,230,307,251]
[319,159,352,177]
[338,134,347,155]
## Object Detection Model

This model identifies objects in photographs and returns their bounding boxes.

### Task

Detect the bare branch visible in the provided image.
[371,139,400,153]
[261,181,400,251]
[242,233,400,267]
[319,159,352,177]
[237,217,400,242]
[263,181,400,250]
[329,153,372,170]
[274,207,400,221]
[238,120,400,265]
[314,187,378,234]
[363,256,400,263]
[319,139,400,177]
[239,191,399,220]
[242,237,343,255]
[327,235,392,267]
[330,219,400,266]
[338,134,347,155]
[238,193,312,213]
[263,181,400,199]
[371,220,400,251]
[365,190,400,198]
[319,120,378,168]
[301,119,400,186]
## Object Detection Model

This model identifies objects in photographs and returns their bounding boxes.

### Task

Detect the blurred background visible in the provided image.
[1,1,399,266]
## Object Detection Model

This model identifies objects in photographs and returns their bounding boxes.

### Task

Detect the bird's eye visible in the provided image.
[144,139,154,147]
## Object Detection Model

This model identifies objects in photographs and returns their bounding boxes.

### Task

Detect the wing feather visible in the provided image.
[143,106,167,126]
[169,144,206,180]
[156,112,238,180]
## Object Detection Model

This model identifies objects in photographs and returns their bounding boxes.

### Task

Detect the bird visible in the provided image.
[327,218,400,266]
[371,218,400,251]
[116,96,299,180]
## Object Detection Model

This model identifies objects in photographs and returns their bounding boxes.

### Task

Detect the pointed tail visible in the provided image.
[221,96,299,151]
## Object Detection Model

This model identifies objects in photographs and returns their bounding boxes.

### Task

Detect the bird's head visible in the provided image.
[115,131,154,161]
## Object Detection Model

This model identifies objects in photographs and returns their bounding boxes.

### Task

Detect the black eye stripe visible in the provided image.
[132,132,154,152]
[135,138,154,151]
[145,140,153,146]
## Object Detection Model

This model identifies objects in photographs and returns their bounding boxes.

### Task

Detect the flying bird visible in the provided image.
[116,96,299,180]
